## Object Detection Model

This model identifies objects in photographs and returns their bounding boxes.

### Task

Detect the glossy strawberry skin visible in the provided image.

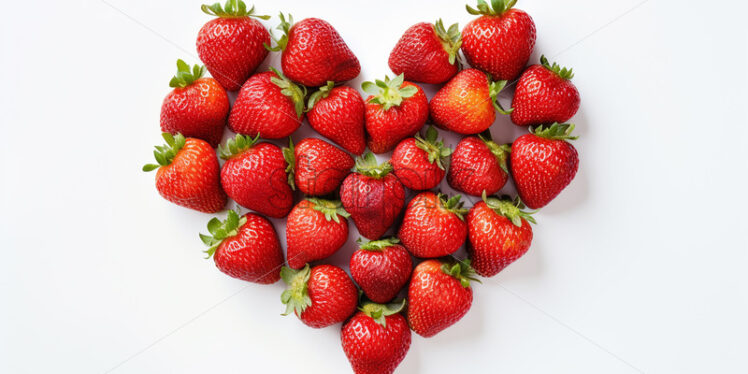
[294,138,354,196]
[467,202,533,277]
[341,174,405,240]
[154,138,226,213]
[388,22,457,84]
[429,69,495,135]
[298,265,358,328]
[282,18,360,87]
[461,9,536,81]
[197,17,270,91]
[229,71,302,139]
[341,312,411,374]
[398,192,467,258]
[286,200,349,269]
[160,78,229,148]
[214,213,284,284]
[511,65,580,126]
[391,138,445,191]
[220,142,293,218]
[350,244,412,303]
[447,136,507,197]
[510,134,579,209]
[307,86,366,155]
[407,260,473,337]
[365,82,429,154]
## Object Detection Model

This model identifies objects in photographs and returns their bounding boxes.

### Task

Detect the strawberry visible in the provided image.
[510,123,579,209]
[461,0,536,81]
[388,19,462,84]
[341,300,411,374]
[306,82,366,155]
[283,138,354,196]
[447,135,510,196]
[467,193,535,277]
[218,134,293,218]
[200,210,284,283]
[362,74,429,153]
[391,126,452,191]
[341,153,406,240]
[407,259,478,337]
[228,68,305,139]
[143,133,226,213]
[350,238,412,303]
[286,198,350,269]
[429,68,511,135]
[267,14,360,87]
[511,55,580,126]
[160,60,229,148]
[196,0,270,91]
[398,192,468,258]
[281,264,358,328]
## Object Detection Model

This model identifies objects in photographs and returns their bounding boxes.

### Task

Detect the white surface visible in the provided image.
[1,0,747,373]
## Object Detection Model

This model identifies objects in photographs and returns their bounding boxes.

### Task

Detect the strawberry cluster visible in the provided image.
[143,0,581,372]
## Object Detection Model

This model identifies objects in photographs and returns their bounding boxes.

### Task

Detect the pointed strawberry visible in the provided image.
[511,55,580,126]
[350,238,413,303]
[306,82,366,155]
[398,192,468,258]
[391,126,452,191]
[447,134,510,196]
[388,19,462,84]
[286,198,350,269]
[281,264,358,328]
[284,138,354,196]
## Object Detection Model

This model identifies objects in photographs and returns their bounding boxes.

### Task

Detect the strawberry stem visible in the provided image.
[282,137,296,190]
[414,126,452,170]
[307,198,350,223]
[357,237,400,251]
[306,81,336,111]
[530,123,579,141]
[199,210,248,258]
[359,299,406,328]
[264,12,293,51]
[488,76,513,115]
[201,0,270,19]
[218,133,260,160]
[142,132,187,171]
[466,0,518,16]
[280,264,313,316]
[433,19,462,67]
[540,55,574,80]
[361,74,418,111]
[354,152,393,179]
[440,259,481,288]
[477,134,511,173]
[437,193,469,221]
[169,59,206,88]
[481,191,537,227]
[269,67,306,118]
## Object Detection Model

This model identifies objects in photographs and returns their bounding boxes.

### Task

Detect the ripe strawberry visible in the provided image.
[286,198,350,269]
[341,153,406,240]
[283,138,354,196]
[267,14,360,87]
[341,300,411,374]
[398,192,468,258]
[511,55,581,126]
[467,193,535,277]
[388,19,462,84]
[196,1,270,91]
[219,134,293,218]
[228,68,305,139]
[362,74,429,153]
[461,0,536,81]
[281,264,358,328]
[306,82,366,155]
[200,210,284,284]
[391,126,452,191]
[447,135,510,196]
[143,133,226,213]
[429,68,511,134]
[510,123,579,209]
[350,238,412,303]
[407,259,477,337]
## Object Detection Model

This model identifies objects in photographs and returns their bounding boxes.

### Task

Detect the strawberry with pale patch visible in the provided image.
[398,192,468,258]
[284,138,354,196]
[388,19,462,84]
[447,134,510,196]
[306,81,366,155]
[281,264,358,328]
[350,238,412,303]
[511,55,580,126]
[391,126,452,191]
[286,199,350,269]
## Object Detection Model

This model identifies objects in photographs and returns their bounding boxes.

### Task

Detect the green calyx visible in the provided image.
[357,237,400,251]
[434,19,462,67]
[488,76,513,115]
[269,67,306,118]
[438,193,469,221]
[280,264,312,316]
[354,152,393,178]
[530,122,579,141]
[306,81,335,111]
[466,0,517,16]
[201,0,270,19]
[169,59,206,88]
[361,74,418,111]
[199,210,248,258]
[360,299,406,328]
[540,55,574,80]
[482,191,537,227]
[264,12,293,51]
[282,137,296,190]
[440,259,481,288]
[218,133,260,159]
[415,126,452,170]
[477,133,511,174]
[142,132,187,172]
[307,198,350,223]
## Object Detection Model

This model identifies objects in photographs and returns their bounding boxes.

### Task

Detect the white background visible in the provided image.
[1,0,747,373]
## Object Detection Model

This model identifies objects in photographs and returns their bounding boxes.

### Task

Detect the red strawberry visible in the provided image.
[467,193,535,277]
[447,135,510,196]
[510,123,579,209]
[461,0,536,81]
[398,192,468,258]
[341,300,411,374]
[196,1,270,91]
[286,198,350,269]
[284,138,354,196]
[388,19,461,84]
[160,60,229,148]
[200,210,284,284]
[219,134,293,218]
[362,74,429,153]
[407,259,477,337]
[511,55,580,126]
[228,68,305,139]
[341,153,406,240]
[350,238,413,303]
[267,14,360,87]
[429,68,511,135]
[306,82,366,155]
[281,264,358,328]
[391,126,452,191]
[143,133,226,213]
